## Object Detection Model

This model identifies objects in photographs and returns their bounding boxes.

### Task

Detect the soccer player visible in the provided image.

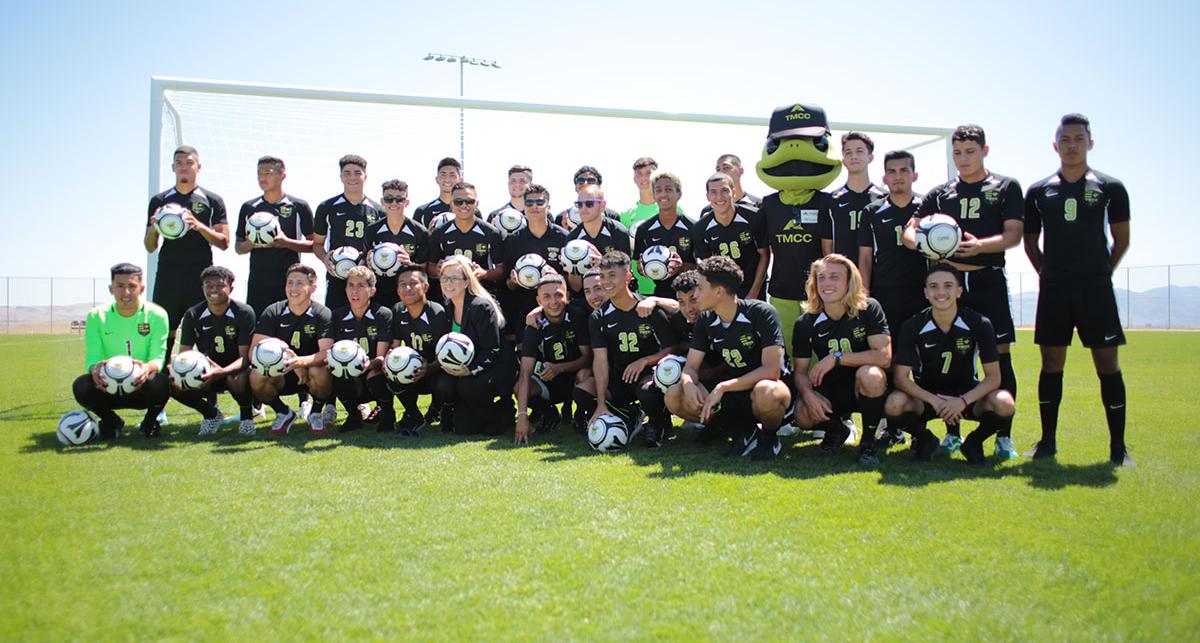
[910,124,1023,459]
[323,266,394,433]
[515,274,593,444]
[413,157,463,230]
[790,254,892,466]
[435,255,506,435]
[579,251,679,447]
[171,266,257,436]
[621,157,660,295]
[73,263,171,439]
[144,145,229,361]
[364,179,430,310]
[503,184,569,339]
[486,165,533,222]
[633,171,694,298]
[313,154,384,311]
[429,182,505,292]
[824,132,886,264]
[885,264,1015,464]
[700,154,762,215]
[555,166,622,230]
[389,264,450,436]
[249,263,334,435]
[1023,113,1132,465]
[565,184,633,296]
[693,173,768,300]
[234,155,314,315]
[858,151,928,330]
[665,256,792,459]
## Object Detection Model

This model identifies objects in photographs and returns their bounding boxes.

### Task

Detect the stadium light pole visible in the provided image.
[423,53,501,169]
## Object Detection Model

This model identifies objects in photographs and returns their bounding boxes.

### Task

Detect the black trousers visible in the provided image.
[73,371,171,419]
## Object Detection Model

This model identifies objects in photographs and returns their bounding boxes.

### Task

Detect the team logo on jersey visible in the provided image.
[739,334,755,348]
[955,337,973,354]
[192,202,206,214]
[739,231,753,244]
[225,325,237,337]
[565,329,576,343]
[367,326,378,339]
[982,189,1000,205]
[137,323,151,336]
[547,247,561,261]
[278,205,294,218]
[1084,190,1102,206]
[638,323,652,338]
[853,326,867,340]
[476,243,489,256]
[783,218,805,231]
[403,244,417,256]
[677,236,691,250]
[303,324,316,336]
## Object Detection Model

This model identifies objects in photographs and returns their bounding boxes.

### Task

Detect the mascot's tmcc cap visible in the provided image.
[767,103,830,139]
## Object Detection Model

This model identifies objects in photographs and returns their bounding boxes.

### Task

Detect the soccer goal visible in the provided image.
[148,76,955,298]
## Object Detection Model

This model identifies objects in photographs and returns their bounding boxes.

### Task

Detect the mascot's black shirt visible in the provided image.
[761,191,833,300]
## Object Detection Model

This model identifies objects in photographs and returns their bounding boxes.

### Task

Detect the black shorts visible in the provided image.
[608,366,656,406]
[960,267,1015,345]
[325,276,349,311]
[533,371,575,404]
[917,400,981,423]
[873,286,927,337]
[154,264,207,334]
[1034,282,1126,348]
[815,378,860,416]
[277,371,309,397]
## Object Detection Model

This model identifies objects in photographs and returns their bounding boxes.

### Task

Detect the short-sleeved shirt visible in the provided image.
[364,216,432,307]
[179,299,256,367]
[255,300,333,356]
[633,213,697,297]
[916,173,1023,268]
[693,204,767,298]
[589,300,678,375]
[859,194,928,288]
[792,298,890,386]
[690,299,786,378]
[1025,169,1130,286]
[502,223,570,334]
[760,191,833,300]
[391,301,449,361]
[414,198,453,230]
[522,308,588,365]
[430,219,504,269]
[894,306,999,396]
[84,301,170,370]
[555,206,622,230]
[313,193,384,253]
[147,186,228,268]
[236,194,314,278]
[327,305,394,356]
[566,217,633,257]
[829,183,886,263]
[699,192,762,216]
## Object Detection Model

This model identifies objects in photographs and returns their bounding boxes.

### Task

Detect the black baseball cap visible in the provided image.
[767,103,830,139]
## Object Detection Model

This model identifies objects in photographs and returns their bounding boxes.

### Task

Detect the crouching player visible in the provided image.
[249,263,333,435]
[515,273,592,445]
[73,262,171,439]
[665,256,791,459]
[885,264,1015,464]
[390,264,449,436]
[791,254,892,466]
[324,266,394,433]
[171,266,257,435]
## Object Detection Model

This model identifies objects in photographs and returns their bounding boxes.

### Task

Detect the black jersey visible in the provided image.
[413,197,453,229]
[502,223,570,334]
[894,306,999,396]
[566,217,633,257]
[916,173,1023,268]
[314,194,385,252]
[327,305,394,356]
[693,204,767,298]
[859,194,927,287]
[364,216,431,308]
[634,214,696,297]
[589,300,678,374]
[430,219,504,268]
[179,299,256,367]
[760,191,833,300]
[522,307,587,365]
[147,186,228,268]
[690,299,786,378]
[1025,169,1130,285]
[699,192,763,216]
[829,183,886,263]
[792,298,890,385]
[236,194,314,276]
[256,300,333,357]
[555,206,622,230]
[391,301,449,362]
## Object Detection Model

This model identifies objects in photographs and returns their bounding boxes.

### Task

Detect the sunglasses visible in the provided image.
[574,176,599,185]
[452,198,477,206]
[524,198,547,206]
[575,199,602,208]
[382,195,407,204]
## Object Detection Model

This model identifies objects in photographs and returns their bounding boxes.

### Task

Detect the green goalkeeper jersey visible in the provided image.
[84,301,170,370]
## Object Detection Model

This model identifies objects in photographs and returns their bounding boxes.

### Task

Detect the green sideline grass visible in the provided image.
[1,331,1197,640]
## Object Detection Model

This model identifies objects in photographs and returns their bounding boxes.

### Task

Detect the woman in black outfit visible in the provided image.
[436,255,506,435]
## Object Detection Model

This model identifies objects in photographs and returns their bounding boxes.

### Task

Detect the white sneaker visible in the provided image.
[157,409,169,425]
[357,403,372,420]
[298,397,313,420]
[198,413,224,436]
[252,402,267,419]
[237,419,256,436]
[843,417,859,445]
[310,404,338,435]
[270,407,296,436]
[873,418,890,440]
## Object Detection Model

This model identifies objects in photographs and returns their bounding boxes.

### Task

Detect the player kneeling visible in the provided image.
[791,254,892,466]
[323,266,394,433]
[249,264,334,435]
[170,266,258,435]
[665,256,791,459]
[388,264,449,436]
[885,264,1015,464]
[515,273,592,445]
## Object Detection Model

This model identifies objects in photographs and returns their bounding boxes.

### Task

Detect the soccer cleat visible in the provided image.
[961,434,987,465]
[270,407,296,436]
[810,427,826,440]
[322,404,338,429]
[1111,447,1136,468]
[337,413,363,434]
[723,431,758,457]
[253,402,267,418]
[538,405,561,434]
[750,433,782,461]
[993,436,1019,461]
[397,412,425,437]
[843,417,860,445]
[140,419,161,438]
[1024,441,1057,460]
[819,423,851,454]
[857,448,880,468]
[198,413,224,436]
[775,423,798,438]
[156,409,169,426]
[912,434,938,462]
[237,419,257,436]
[358,403,373,421]
[642,422,663,448]
[298,397,313,421]
[98,414,125,440]
[876,429,907,451]
[936,433,962,456]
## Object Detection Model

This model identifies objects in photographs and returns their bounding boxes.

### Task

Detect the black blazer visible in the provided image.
[446,292,502,374]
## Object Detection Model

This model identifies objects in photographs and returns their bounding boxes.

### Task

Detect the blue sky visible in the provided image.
[2,0,1197,301]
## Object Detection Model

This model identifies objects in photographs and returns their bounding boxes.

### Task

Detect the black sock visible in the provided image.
[1099,371,1127,457]
[367,376,392,416]
[859,393,885,451]
[572,387,596,427]
[231,388,253,420]
[1038,371,1063,445]
[173,389,220,419]
[998,352,1017,400]
[945,421,961,438]
[971,411,1002,443]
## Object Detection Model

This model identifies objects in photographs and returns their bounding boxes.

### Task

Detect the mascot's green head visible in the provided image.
[756,103,842,205]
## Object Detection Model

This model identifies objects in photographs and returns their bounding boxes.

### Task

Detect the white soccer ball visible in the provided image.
[915,213,962,260]
[561,239,598,275]
[327,339,369,379]
[169,350,210,390]
[251,337,294,377]
[328,246,362,280]
[496,209,526,238]
[640,245,673,281]
[435,332,475,370]
[57,409,98,446]
[515,253,549,289]
[431,212,455,231]
[384,345,424,384]
[653,354,686,392]
[246,211,279,247]
[587,413,629,453]
[567,207,583,227]
[99,356,141,395]
[154,203,190,240]
[369,242,404,277]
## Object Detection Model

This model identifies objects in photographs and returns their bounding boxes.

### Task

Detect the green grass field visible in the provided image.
[2,331,1198,640]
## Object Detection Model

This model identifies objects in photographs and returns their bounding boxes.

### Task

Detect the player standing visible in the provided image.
[364,179,430,310]
[633,172,694,298]
[234,156,314,315]
[1023,114,1132,465]
[700,154,763,215]
[486,165,533,222]
[555,166,622,230]
[693,173,768,300]
[621,157,660,295]
[313,154,384,311]
[502,184,569,339]
[413,158,463,229]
